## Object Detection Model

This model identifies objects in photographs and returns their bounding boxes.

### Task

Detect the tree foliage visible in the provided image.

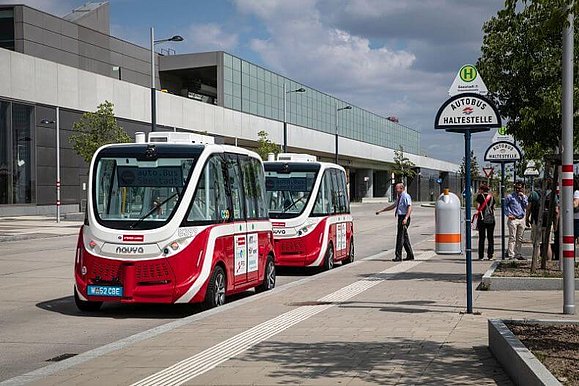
[477,0,579,158]
[392,146,417,183]
[69,101,131,163]
[256,130,280,161]
[459,151,481,182]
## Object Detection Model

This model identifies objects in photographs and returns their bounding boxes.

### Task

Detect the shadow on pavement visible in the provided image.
[335,300,563,317]
[35,291,253,319]
[237,339,512,385]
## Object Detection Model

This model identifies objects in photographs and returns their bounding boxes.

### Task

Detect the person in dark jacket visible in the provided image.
[475,184,495,260]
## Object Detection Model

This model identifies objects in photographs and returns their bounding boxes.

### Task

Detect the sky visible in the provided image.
[3,0,507,165]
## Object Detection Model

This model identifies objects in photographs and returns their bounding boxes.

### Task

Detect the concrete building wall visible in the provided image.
[12,5,152,88]
[0,47,459,172]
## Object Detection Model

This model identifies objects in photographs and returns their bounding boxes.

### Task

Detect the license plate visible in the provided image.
[87,285,123,297]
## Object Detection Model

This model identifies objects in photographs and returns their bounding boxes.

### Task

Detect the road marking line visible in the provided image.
[132,250,436,386]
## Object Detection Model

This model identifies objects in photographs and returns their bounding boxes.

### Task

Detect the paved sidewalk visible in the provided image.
[8,239,576,386]
[0,217,82,242]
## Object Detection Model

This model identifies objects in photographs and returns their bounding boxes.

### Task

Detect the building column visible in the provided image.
[356,169,374,198]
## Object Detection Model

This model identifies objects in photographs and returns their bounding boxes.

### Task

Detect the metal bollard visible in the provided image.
[435,189,462,254]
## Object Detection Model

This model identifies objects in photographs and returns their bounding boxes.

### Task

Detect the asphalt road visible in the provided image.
[0,203,436,382]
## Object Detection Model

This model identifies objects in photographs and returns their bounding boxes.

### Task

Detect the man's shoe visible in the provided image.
[487,256,494,260]
[403,257,414,261]
[392,258,402,262]
[516,255,526,260]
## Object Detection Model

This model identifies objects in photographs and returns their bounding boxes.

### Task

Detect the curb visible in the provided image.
[488,319,579,386]
[482,261,579,290]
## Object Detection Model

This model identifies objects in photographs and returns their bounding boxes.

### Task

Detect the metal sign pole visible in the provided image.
[464,130,473,314]
[501,162,506,260]
[562,5,575,315]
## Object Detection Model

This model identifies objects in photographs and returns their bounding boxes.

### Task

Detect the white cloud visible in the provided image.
[183,23,238,52]
[234,0,504,163]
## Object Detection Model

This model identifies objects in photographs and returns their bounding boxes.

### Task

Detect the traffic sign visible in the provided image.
[435,93,501,131]
[492,126,515,143]
[482,167,494,178]
[524,167,539,177]
[484,141,522,163]
[448,64,489,96]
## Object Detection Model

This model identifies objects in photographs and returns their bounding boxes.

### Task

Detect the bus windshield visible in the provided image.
[92,147,199,230]
[265,166,319,219]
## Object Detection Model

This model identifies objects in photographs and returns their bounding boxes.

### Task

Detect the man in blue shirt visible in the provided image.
[504,181,528,259]
[376,183,414,261]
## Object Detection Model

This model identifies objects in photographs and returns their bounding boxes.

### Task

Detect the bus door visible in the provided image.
[331,168,348,259]
[225,154,249,287]
[240,155,267,284]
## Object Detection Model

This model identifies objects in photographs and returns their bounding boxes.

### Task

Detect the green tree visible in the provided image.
[392,146,417,183]
[256,130,280,160]
[69,101,130,163]
[477,0,579,158]
[459,151,481,182]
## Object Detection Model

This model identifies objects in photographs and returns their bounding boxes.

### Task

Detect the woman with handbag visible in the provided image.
[475,184,495,260]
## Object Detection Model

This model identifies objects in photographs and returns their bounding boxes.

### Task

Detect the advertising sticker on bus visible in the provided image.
[247,233,258,273]
[235,235,247,276]
[336,223,347,251]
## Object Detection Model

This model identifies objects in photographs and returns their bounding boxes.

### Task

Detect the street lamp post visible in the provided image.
[150,27,183,132]
[335,104,352,164]
[41,107,60,223]
[282,84,306,152]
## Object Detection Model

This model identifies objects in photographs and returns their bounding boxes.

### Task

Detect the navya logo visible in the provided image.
[273,229,286,235]
[116,246,145,254]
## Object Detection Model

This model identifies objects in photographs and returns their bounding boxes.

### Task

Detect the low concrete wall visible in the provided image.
[481,261,579,290]
[488,319,565,386]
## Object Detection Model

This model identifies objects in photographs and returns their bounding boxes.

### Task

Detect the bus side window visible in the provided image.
[187,156,228,223]
[226,154,246,221]
[338,170,350,213]
[313,170,334,216]
[240,156,258,220]
[330,169,341,214]
[252,157,268,219]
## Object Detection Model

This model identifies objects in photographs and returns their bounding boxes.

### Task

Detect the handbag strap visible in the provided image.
[474,193,492,218]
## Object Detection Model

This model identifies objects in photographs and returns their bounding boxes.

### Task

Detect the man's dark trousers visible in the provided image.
[395,216,414,260]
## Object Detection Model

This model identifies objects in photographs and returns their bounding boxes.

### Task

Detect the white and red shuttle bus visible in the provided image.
[74,132,276,311]
[264,154,354,269]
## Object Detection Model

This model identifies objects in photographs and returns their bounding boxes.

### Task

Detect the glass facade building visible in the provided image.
[0,101,35,205]
[221,53,420,155]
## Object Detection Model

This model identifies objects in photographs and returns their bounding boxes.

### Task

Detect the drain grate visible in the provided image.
[46,353,77,362]
[286,301,334,307]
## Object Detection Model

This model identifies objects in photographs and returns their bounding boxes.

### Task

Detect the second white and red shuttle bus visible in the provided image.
[74,133,276,311]
[264,154,354,269]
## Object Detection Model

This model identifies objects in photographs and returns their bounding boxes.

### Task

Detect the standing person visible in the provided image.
[572,177,579,245]
[526,185,544,261]
[376,182,415,261]
[504,181,528,260]
[475,184,495,260]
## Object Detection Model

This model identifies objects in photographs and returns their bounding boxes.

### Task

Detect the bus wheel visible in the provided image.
[74,287,102,312]
[256,256,276,293]
[323,243,334,271]
[343,238,355,265]
[204,266,226,309]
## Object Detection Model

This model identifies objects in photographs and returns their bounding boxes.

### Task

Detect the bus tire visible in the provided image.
[323,242,334,271]
[256,255,276,293]
[204,265,226,309]
[343,238,354,265]
[74,287,102,312]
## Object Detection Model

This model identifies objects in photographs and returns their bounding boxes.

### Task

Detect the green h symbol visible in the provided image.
[460,65,477,82]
